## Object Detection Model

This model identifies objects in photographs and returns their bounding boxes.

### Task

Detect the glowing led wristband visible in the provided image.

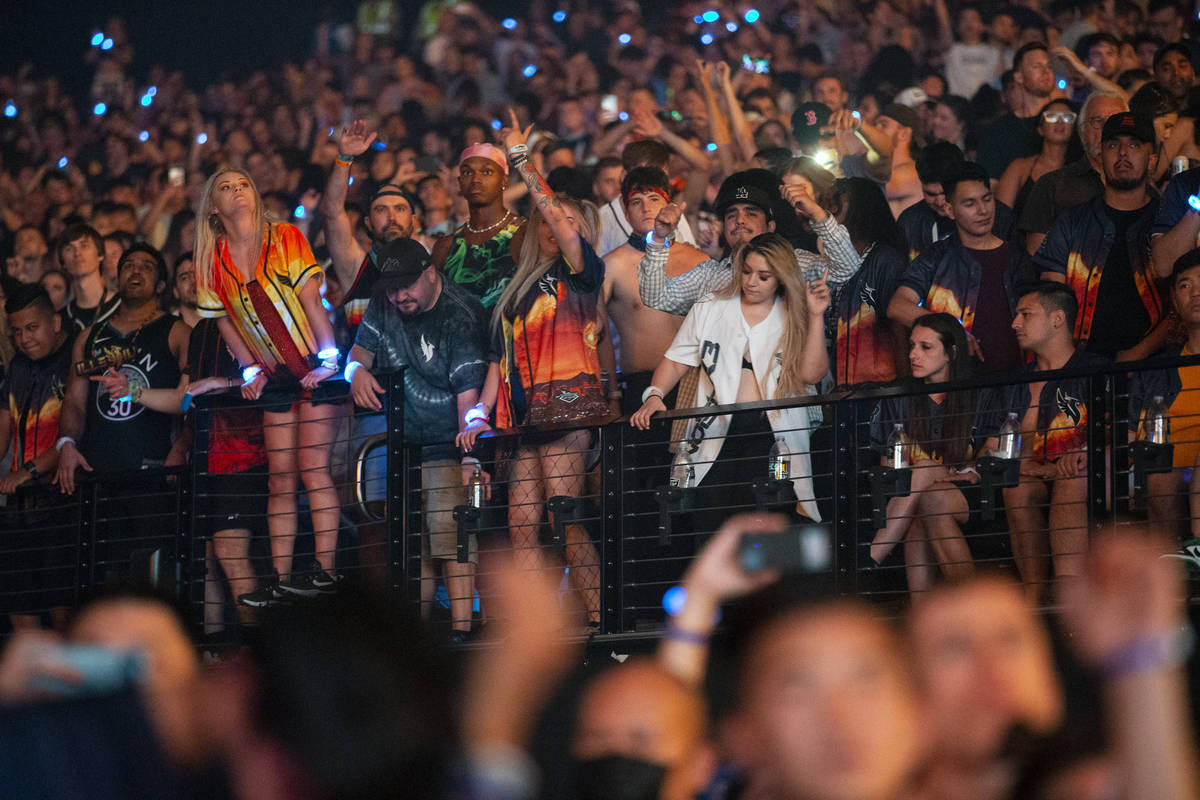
[465,402,489,425]
[1188,194,1200,213]
[242,364,264,384]
[55,436,76,452]
[344,360,364,382]
[645,230,673,249]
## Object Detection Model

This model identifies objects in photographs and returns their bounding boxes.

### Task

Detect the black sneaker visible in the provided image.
[310,570,344,594]
[278,572,323,598]
[238,579,284,608]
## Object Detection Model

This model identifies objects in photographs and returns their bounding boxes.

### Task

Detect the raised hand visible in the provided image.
[806,267,831,315]
[338,119,378,159]
[501,108,534,152]
[781,181,825,220]
[653,200,687,239]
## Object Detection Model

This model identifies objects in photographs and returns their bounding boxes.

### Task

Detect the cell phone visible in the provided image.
[28,643,145,698]
[739,525,831,573]
[167,166,185,187]
[600,93,619,122]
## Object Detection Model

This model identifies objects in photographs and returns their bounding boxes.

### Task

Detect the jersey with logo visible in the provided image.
[2,339,71,471]
[354,280,488,461]
[81,313,181,471]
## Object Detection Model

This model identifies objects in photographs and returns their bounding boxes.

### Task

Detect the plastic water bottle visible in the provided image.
[468,465,485,508]
[887,423,908,469]
[768,438,790,481]
[1146,395,1170,445]
[671,453,697,488]
[997,412,1021,460]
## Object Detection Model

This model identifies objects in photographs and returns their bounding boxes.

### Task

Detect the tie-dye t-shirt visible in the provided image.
[441,219,522,309]
[492,237,609,429]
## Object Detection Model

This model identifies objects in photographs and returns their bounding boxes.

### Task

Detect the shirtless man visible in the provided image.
[987,282,1107,602]
[601,167,709,411]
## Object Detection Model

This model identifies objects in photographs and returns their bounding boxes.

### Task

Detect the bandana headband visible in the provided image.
[458,143,509,175]
[624,186,671,204]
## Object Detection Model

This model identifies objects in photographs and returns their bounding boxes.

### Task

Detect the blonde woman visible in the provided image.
[632,232,830,521]
[457,112,609,628]
[193,168,343,604]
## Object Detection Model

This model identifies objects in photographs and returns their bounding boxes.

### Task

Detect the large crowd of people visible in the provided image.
[0,1,1199,795]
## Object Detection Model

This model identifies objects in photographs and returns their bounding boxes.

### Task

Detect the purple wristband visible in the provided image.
[664,623,710,646]
[1097,625,1194,680]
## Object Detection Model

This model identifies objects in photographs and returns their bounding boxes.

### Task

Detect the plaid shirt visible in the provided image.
[636,215,862,316]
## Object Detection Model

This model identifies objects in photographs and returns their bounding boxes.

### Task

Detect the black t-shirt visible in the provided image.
[1087,205,1153,358]
[63,293,120,333]
[966,243,1023,374]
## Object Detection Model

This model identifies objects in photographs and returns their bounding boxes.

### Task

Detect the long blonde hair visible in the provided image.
[194,167,269,297]
[490,195,599,335]
[719,232,811,399]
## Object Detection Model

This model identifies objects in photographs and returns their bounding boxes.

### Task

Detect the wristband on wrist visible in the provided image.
[646,230,673,249]
[641,385,665,404]
[22,461,40,481]
[1097,624,1195,680]
[55,436,76,452]
[335,154,354,166]
[507,144,528,157]
[344,360,364,383]
[242,364,263,384]
[317,347,339,371]
[663,622,711,646]
[465,402,489,425]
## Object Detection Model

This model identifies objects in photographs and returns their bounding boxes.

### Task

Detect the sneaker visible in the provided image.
[310,570,344,594]
[278,572,323,598]
[1162,538,1200,577]
[238,578,285,608]
[448,629,474,645]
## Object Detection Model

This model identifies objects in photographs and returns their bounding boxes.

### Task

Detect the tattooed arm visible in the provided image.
[503,109,585,271]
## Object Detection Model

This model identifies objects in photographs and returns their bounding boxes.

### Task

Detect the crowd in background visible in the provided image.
[0,1,1199,797]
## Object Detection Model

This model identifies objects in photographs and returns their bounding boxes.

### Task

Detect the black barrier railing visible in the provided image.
[4,356,1200,640]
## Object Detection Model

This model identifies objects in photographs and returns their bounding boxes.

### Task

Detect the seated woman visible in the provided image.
[631,232,829,522]
[869,312,979,592]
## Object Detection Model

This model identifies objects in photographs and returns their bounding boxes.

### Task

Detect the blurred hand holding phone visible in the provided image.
[739,524,832,573]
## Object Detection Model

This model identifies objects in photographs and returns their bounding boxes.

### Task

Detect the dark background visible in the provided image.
[0,1,359,95]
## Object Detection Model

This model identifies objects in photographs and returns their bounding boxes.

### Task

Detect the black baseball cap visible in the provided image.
[714,175,776,218]
[368,183,419,212]
[373,238,431,293]
[791,102,832,148]
[1101,111,1156,145]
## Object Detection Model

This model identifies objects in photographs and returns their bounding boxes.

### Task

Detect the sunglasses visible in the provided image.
[1042,111,1078,124]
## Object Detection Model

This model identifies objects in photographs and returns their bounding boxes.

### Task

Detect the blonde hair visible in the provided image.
[718,232,812,399]
[491,195,599,335]
[194,167,269,297]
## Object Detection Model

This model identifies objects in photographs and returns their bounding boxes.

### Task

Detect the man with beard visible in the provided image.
[432,143,527,310]
[344,238,488,642]
[54,245,190,579]
[322,120,421,339]
[1153,42,1195,105]
[1034,112,1165,360]
[637,170,861,320]
[1020,91,1128,255]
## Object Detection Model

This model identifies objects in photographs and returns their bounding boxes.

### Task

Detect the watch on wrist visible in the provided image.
[22,460,39,481]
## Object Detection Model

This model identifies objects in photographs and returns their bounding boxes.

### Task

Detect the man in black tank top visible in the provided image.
[55,244,190,488]
[54,244,191,583]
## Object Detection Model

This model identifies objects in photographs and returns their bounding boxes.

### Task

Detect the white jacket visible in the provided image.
[665,294,821,521]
